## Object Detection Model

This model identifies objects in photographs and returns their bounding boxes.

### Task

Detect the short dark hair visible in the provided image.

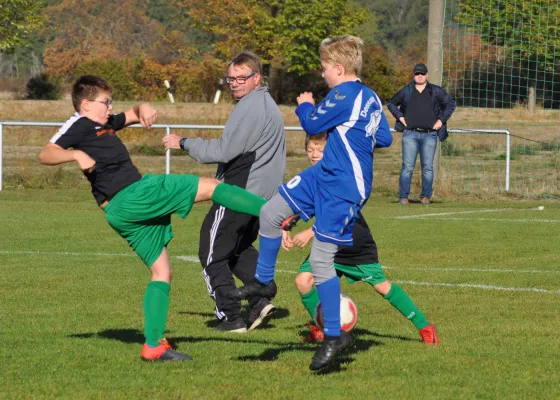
[71,75,112,112]
[304,133,328,149]
[228,51,262,75]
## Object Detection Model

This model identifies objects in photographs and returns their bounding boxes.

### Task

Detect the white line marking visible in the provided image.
[422,217,560,223]
[3,250,558,274]
[394,208,513,219]
[2,250,558,294]
[382,265,560,274]
[394,280,560,295]
[0,250,136,257]
[177,255,200,263]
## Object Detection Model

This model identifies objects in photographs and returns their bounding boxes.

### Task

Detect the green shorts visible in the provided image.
[104,174,199,268]
[297,257,387,286]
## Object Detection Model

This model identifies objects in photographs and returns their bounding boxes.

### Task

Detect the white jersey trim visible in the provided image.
[49,113,83,144]
[335,90,366,201]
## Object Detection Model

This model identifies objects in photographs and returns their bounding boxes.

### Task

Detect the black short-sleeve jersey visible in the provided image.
[50,112,142,205]
[334,212,379,265]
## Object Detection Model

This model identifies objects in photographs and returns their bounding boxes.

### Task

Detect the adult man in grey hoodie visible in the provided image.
[163,51,286,332]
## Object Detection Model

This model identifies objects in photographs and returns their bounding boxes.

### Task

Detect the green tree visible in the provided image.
[354,0,429,52]
[455,0,560,69]
[0,0,46,51]
[176,0,369,73]
[41,0,161,78]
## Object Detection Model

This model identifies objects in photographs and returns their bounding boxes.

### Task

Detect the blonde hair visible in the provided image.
[319,35,364,76]
[305,133,328,149]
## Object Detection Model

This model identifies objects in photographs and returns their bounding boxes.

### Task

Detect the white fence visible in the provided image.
[0,122,511,193]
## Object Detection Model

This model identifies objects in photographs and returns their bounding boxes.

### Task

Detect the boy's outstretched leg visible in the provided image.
[227,194,294,300]
[196,178,267,217]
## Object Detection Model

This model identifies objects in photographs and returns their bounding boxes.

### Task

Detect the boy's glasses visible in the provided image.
[93,99,113,107]
[414,73,426,76]
[224,73,256,85]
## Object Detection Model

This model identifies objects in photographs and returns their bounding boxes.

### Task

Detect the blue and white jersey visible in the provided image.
[296,80,392,204]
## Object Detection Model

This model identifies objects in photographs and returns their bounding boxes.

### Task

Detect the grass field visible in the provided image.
[1,189,559,399]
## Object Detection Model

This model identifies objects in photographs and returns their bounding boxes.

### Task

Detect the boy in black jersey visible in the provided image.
[282,133,439,344]
[38,75,269,362]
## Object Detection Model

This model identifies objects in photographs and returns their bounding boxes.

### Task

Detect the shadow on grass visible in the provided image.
[235,327,385,374]
[178,311,215,318]
[69,327,299,347]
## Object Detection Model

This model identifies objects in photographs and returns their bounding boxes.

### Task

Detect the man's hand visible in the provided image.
[433,119,443,130]
[399,117,407,127]
[293,228,314,248]
[138,103,158,128]
[162,134,183,150]
[297,92,315,106]
[73,150,96,173]
[281,230,293,251]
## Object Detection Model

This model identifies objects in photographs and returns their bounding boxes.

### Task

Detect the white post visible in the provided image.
[166,126,171,175]
[164,80,175,104]
[213,79,223,104]
[505,130,510,192]
[0,124,3,191]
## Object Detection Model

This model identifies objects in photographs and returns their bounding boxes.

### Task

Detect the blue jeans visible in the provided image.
[398,129,438,199]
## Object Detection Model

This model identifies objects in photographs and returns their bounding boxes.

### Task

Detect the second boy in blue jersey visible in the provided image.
[228,35,392,371]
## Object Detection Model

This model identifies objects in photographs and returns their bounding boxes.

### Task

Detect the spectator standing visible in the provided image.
[387,63,456,204]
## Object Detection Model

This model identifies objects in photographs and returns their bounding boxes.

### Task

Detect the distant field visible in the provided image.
[0,189,559,399]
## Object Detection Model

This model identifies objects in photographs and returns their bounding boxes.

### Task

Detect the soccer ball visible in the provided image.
[314,294,358,332]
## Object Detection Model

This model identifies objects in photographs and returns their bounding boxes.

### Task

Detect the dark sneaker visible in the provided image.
[282,215,301,231]
[227,280,277,301]
[141,339,192,361]
[301,323,324,343]
[214,317,247,333]
[248,298,277,331]
[309,331,352,371]
[419,323,439,344]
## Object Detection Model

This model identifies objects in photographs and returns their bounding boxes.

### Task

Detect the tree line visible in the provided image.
[2,0,557,108]
[0,0,429,103]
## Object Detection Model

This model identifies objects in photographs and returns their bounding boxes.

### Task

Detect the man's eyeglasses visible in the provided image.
[414,72,426,76]
[93,99,113,107]
[224,72,256,85]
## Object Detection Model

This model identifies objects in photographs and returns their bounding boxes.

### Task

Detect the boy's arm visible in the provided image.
[38,143,95,172]
[295,90,352,135]
[162,101,264,164]
[124,103,157,128]
[374,112,393,148]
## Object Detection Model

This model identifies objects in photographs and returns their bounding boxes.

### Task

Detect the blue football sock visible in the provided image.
[254,235,282,284]
[316,277,341,337]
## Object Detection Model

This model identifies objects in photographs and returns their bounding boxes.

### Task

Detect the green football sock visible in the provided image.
[143,280,171,347]
[211,183,267,217]
[300,286,320,320]
[384,283,429,330]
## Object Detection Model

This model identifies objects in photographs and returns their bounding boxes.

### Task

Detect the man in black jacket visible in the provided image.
[387,63,456,204]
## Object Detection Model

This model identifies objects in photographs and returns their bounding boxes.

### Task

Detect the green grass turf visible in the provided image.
[0,189,559,399]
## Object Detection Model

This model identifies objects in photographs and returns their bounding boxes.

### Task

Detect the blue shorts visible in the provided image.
[279,168,361,246]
